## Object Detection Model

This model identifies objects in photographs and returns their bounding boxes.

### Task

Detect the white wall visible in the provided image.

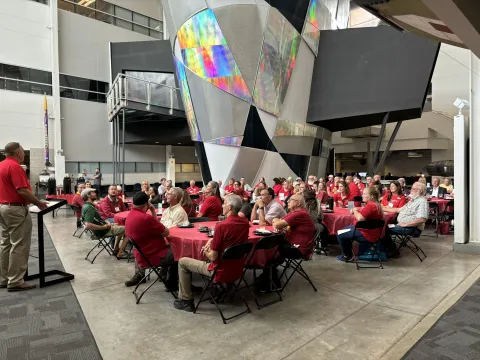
[0,91,55,150]
[0,0,51,71]
[109,0,162,19]
[58,10,154,82]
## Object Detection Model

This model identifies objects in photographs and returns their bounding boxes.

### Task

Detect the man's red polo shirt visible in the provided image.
[125,208,168,268]
[0,157,31,204]
[187,186,200,194]
[348,182,361,198]
[283,208,315,257]
[208,215,249,283]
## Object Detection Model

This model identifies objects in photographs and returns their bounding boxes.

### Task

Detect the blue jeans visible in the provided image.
[388,225,421,238]
[336,226,371,258]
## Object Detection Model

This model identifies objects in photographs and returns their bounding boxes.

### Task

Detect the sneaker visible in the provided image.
[7,283,36,292]
[174,299,194,312]
[336,255,354,263]
[125,273,146,287]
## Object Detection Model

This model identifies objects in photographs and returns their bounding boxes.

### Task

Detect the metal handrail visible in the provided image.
[107,73,184,121]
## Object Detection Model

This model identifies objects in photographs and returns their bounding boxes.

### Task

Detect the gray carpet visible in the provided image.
[0,216,102,360]
[403,279,480,360]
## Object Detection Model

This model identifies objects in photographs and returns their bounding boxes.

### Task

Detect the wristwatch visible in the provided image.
[258,206,264,210]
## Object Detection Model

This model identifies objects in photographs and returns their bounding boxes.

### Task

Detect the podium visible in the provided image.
[24,200,75,287]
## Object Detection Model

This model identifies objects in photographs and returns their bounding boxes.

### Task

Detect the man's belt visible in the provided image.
[0,203,27,206]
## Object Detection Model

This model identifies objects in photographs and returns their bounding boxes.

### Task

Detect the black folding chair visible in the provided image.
[442,200,454,222]
[278,234,318,293]
[353,196,362,203]
[194,242,254,324]
[393,231,427,262]
[188,217,211,223]
[426,202,440,237]
[129,238,177,304]
[85,234,115,264]
[314,223,329,255]
[242,234,284,310]
[351,219,385,270]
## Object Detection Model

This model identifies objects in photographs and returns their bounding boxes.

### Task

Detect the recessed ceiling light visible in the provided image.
[155,142,159,144]
[178,142,181,145]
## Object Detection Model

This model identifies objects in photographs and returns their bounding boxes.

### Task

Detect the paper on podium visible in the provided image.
[337,228,352,235]
[29,202,57,214]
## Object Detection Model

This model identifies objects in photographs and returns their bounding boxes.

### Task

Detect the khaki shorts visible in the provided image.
[105,224,125,237]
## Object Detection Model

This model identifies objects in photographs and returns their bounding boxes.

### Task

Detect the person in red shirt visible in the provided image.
[346,176,361,198]
[186,180,200,194]
[278,180,291,204]
[316,182,329,204]
[174,194,249,311]
[232,180,245,198]
[272,178,283,196]
[336,187,383,262]
[326,174,334,191]
[381,181,406,209]
[116,185,124,198]
[354,177,366,192]
[99,185,127,222]
[124,192,177,290]
[0,142,47,291]
[333,181,352,207]
[255,177,266,189]
[72,183,86,227]
[180,189,197,218]
[197,181,223,221]
[224,178,235,194]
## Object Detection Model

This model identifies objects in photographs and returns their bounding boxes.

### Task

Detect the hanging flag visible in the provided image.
[43,95,50,165]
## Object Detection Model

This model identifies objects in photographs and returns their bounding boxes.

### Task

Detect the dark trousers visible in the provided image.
[383,226,422,255]
[136,248,178,288]
[336,225,372,258]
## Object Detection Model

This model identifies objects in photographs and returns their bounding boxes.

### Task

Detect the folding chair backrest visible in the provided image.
[222,242,254,260]
[428,202,439,218]
[445,200,454,213]
[353,196,362,202]
[129,238,156,269]
[254,234,284,251]
[355,219,385,230]
[213,242,253,283]
[189,217,211,223]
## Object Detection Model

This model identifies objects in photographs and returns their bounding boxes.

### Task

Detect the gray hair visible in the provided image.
[224,194,242,214]
[4,142,20,156]
[398,178,405,184]
[414,182,427,196]
[170,187,183,200]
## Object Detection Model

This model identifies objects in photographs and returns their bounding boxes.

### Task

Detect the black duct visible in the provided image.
[426,161,454,177]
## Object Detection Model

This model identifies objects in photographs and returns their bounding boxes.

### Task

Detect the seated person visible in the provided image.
[99,185,127,222]
[382,181,406,209]
[186,180,200,194]
[251,188,286,225]
[161,187,188,228]
[240,177,252,192]
[427,177,447,198]
[333,181,352,207]
[232,180,245,198]
[278,180,291,204]
[385,182,428,248]
[72,183,85,228]
[180,189,197,217]
[238,201,253,220]
[197,181,223,221]
[272,178,283,196]
[336,187,383,262]
[124,192,176,290]
[440,178,454,194]
[224,178,235,195]
[174,195,249,312]
[160,180,173,203]
[85,181,92,188]
[141,180,150,195]
[148,186,162,205]
[81,188,129,258]
[354,176,365,192]
[346,176,361,198]
[250,182,265,203]
[116,185,124,198]
[373,174,384,194]
[316,182,329,204]
[398,177,409,196]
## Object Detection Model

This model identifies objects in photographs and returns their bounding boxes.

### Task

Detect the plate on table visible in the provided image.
[252,220,260,225]
[323,209,333,213]
[254,229,272,236]
[198,226,209,233]
[177,223,194,228]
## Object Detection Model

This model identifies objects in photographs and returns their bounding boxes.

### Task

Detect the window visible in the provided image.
[175,164,181,173]
[136,163,152,173]
[194,164,201,173]
[100,162,113,173]
[181,164,195,173]
[118,162,136,173]
[79,162,99,174]
[152,163,166,172]
[65,162,79,175]
[0,63,52,96]
[60,74,109,103]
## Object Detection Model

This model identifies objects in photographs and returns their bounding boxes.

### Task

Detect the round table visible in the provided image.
[428,198,452,213]
[114,209,162,225]
[46,194,75,204]
[168,222,276,266]
[322,207,397,235]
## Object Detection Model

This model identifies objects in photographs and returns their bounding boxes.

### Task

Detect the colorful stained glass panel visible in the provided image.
[302,21,320,55]
[253,8,300,116]
[207,76,251,102]
[209,136,244,147]
[274,120,317,137]
[181,45,240,78]
[177,9,226,49]
[307,0,335,31]
[173,57,201,141]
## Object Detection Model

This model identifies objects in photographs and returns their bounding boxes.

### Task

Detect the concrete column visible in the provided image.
[469,52,480,243]
[166,145,175,184]
[50,0,65,180]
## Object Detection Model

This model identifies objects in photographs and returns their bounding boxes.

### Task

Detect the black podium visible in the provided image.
[24,199,75,287]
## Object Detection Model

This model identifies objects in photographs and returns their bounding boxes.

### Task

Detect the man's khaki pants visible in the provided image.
[0,205,33,287]
[178,257,213,301]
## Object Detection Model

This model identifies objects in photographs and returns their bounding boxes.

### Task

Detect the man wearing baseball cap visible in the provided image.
[81,188,127,258]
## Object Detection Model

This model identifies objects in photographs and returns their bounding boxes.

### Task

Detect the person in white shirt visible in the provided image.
[251,187,286,225]
[161,187,188,228]
[240,177,252,191]
[158,178,166,196]
[427,177,447,198]
[218,179,225,198]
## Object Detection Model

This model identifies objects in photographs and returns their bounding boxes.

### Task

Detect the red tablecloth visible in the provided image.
[168,222,275,266]
[428,198,452,213]
[114,210,162,225]
[46,194,75,205]
[322,207,397,235]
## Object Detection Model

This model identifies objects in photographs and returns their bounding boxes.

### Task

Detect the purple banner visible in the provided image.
[43,95,50,164]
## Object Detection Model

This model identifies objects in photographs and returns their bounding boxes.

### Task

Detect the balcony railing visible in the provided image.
[107,74,184,121]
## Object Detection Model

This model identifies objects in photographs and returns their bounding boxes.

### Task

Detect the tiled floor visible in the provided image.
[45,212,480,360]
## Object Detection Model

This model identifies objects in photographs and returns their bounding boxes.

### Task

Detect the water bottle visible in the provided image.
[328,197,334,210]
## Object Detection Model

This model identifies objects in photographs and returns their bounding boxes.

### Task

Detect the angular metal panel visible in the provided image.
[279,152,310,180]
[278,40,315,123]
[242,106,277,152]
[336,0,350,29]
[302,21,320,55]
[227,147,266,186]
[271,136,315,156]
[169,0,208,35]
[307,156,320,178]
[214,5,264,94]
[307,0,336,31]
[257,108,278,139]
[184,67,212,141]
[204,143,240,185]
[207,0,257,8]
[162,0,178,46]
[207,136,244,146]
[321,0,338,17]
[265,0,311,34]
[274,119,317,137]
[253,8,301,115]
[253,150,296,186]
[257,3,270,31]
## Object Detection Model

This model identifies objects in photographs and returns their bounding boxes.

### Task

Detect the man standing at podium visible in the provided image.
[0,142,47,291]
